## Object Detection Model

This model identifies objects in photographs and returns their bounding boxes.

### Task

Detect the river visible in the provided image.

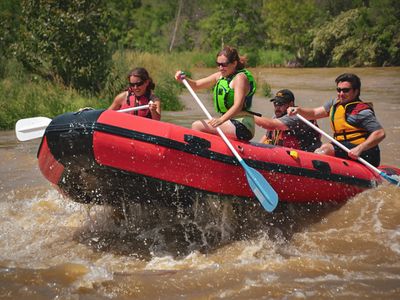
[0,68,399,299]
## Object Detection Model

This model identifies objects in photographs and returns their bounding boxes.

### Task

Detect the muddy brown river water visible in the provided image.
[0,68,399,299]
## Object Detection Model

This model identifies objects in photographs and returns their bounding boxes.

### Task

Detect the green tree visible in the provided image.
[366,0,400,65]
[315,0,367,16]
[104,0,141,50]
[0,0,22,77]
[262,0,325,63]
[167,0,210,52]
[16,0,112,92]
[116,0,178,52]
[198,0,266,54]
[309,1,400,66]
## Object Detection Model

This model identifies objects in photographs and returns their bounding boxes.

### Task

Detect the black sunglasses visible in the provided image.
[336,87,352,93]
[216,61,230,68]
[130,80,145,88]
[273,102,287,107]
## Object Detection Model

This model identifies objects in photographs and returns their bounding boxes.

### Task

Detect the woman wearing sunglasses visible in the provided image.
[109,67,161,120]
[288,73,385,167]
[175,46,257,141]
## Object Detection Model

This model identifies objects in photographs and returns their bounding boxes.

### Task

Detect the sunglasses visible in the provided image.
[130,80,145,88]
[336,87,352,93]
[216,61,230,68]
[273,102,287,107]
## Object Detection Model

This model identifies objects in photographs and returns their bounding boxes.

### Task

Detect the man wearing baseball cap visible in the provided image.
[256,89,321,152]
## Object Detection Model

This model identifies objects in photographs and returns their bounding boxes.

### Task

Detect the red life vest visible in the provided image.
[264,120,321,152]
[265,129,300,149]
[120,88,153,118]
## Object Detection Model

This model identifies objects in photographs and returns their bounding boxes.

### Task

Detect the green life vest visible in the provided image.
[213,69,256,114]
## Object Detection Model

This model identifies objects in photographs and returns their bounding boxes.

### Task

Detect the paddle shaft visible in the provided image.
[182,78,279,212]
[117,104,150,113]
[182,79,244,163]
[296,113,398,184]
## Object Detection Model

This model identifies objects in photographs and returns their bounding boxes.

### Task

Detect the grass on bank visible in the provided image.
[0,60,102,129]
[0,49,290,129]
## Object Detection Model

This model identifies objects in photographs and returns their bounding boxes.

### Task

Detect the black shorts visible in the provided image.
[230,119,253,141]
[332,141,381,167]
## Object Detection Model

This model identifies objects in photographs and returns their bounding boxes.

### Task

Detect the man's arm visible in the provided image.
[255,116,288,130]
[287,106,329,119]
[348,128,386,160]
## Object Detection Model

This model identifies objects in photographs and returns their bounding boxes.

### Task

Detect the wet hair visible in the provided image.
[335,73,361,97]
[127,67,155,92]
[217,46,246,70]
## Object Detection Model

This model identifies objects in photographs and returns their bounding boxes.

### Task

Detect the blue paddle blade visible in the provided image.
[242,164,279,212]
[380,171,400,185]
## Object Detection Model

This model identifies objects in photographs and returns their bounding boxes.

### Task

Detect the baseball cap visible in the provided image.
[270,89,295,104]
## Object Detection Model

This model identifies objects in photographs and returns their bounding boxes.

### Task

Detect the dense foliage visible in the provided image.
[0,0,399,129]
[14,0,112,92]
[309,2,400,66]
[0,1,21,77]
[1,0,398,87]
[99,0,399,67]
[262,0,325,65]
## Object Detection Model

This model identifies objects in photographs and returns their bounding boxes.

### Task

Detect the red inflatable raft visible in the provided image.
[37,109,399,208]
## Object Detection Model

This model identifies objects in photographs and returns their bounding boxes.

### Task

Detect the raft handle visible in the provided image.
[184,134,211,150]
[312,160,331,174]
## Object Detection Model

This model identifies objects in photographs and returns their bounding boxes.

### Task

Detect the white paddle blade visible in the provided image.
[14,104,152,142]
[15,117,52,141]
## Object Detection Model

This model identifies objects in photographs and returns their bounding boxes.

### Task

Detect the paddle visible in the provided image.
[15,117,52,142]
[15,104,150,142]
[181,78,279,212]
[296,113,399,186]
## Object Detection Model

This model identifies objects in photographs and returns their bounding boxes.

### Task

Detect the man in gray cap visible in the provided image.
[256,89,321,152]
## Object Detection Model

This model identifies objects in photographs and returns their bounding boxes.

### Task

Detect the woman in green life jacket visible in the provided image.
[175,46,257,141]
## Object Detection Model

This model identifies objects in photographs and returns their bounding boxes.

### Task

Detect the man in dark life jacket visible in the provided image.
[109,67,161,120]
[288,73,385,167]
[256,89,322,152]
